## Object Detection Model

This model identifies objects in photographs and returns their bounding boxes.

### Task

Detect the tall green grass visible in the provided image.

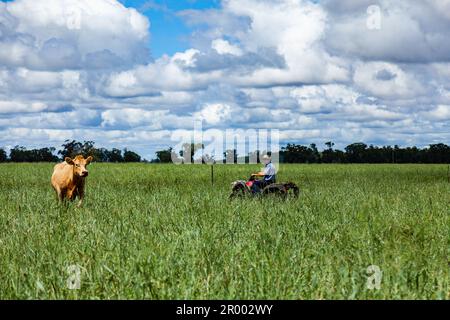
[0,163,448,299]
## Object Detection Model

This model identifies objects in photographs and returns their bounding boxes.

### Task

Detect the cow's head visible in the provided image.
[65,155,93,178]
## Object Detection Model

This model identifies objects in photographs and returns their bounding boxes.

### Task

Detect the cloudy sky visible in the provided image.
[0,0,449,159]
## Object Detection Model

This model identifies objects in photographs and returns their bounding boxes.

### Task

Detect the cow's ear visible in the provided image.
[86,156,93,164]
[65,157,74,165]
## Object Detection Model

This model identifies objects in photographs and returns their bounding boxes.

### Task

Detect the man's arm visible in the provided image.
[252,171,265,177]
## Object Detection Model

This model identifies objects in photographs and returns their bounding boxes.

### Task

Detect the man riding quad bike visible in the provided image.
[229,155,299,199]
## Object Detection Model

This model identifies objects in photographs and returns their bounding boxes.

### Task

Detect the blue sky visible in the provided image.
[119,0,221,57]
[0,0,449,159]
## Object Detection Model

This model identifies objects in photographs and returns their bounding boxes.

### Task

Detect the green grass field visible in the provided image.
[0,163,448,299]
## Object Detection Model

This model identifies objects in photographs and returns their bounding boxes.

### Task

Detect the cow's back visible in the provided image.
[51,162,73,189]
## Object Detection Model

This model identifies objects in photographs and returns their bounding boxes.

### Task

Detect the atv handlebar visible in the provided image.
[249,175,262,181]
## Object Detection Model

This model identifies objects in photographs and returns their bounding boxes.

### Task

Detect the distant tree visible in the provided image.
[0,148,7,162]
[325,141,335,150]
[309,144,320,163]
[89,147,109,162]
[281,144,320,163]
[81,141,98,159]
[107,148,124,163]
[36,147,59,162]
[9,146,58,162]
[395,146,422,163]
[345,143,368,163]
[322,142,346,163]
[123,149,141,162]
[58,140,83,159]
[425,143,450,163]
[59,140,99,160]
[364,145,391,163]
[10,146,26,162]
[153,148,173,163]
[332,149,346,163]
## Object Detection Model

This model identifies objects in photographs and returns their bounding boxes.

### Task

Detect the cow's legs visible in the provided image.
[54,186,65,203]
[66,188,76,202]
[76,187,84,208]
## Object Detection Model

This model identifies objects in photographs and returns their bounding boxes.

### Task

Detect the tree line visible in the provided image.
[0,140,449,164]
[152,142,450,164]
[0,140,141,163]
[280,142,450,164]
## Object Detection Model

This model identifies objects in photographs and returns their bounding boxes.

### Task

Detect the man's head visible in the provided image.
[262,154,271,165]
[65,155,93,178]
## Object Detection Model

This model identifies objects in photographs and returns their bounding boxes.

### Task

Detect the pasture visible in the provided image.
[0,163,448,299]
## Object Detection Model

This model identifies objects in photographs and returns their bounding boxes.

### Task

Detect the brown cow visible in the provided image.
[51,155,93,207]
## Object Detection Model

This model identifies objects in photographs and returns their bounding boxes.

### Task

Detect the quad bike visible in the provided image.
[229,175,299,200]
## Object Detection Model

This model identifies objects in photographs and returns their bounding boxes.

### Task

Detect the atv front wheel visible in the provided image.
[229,185,248,199]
